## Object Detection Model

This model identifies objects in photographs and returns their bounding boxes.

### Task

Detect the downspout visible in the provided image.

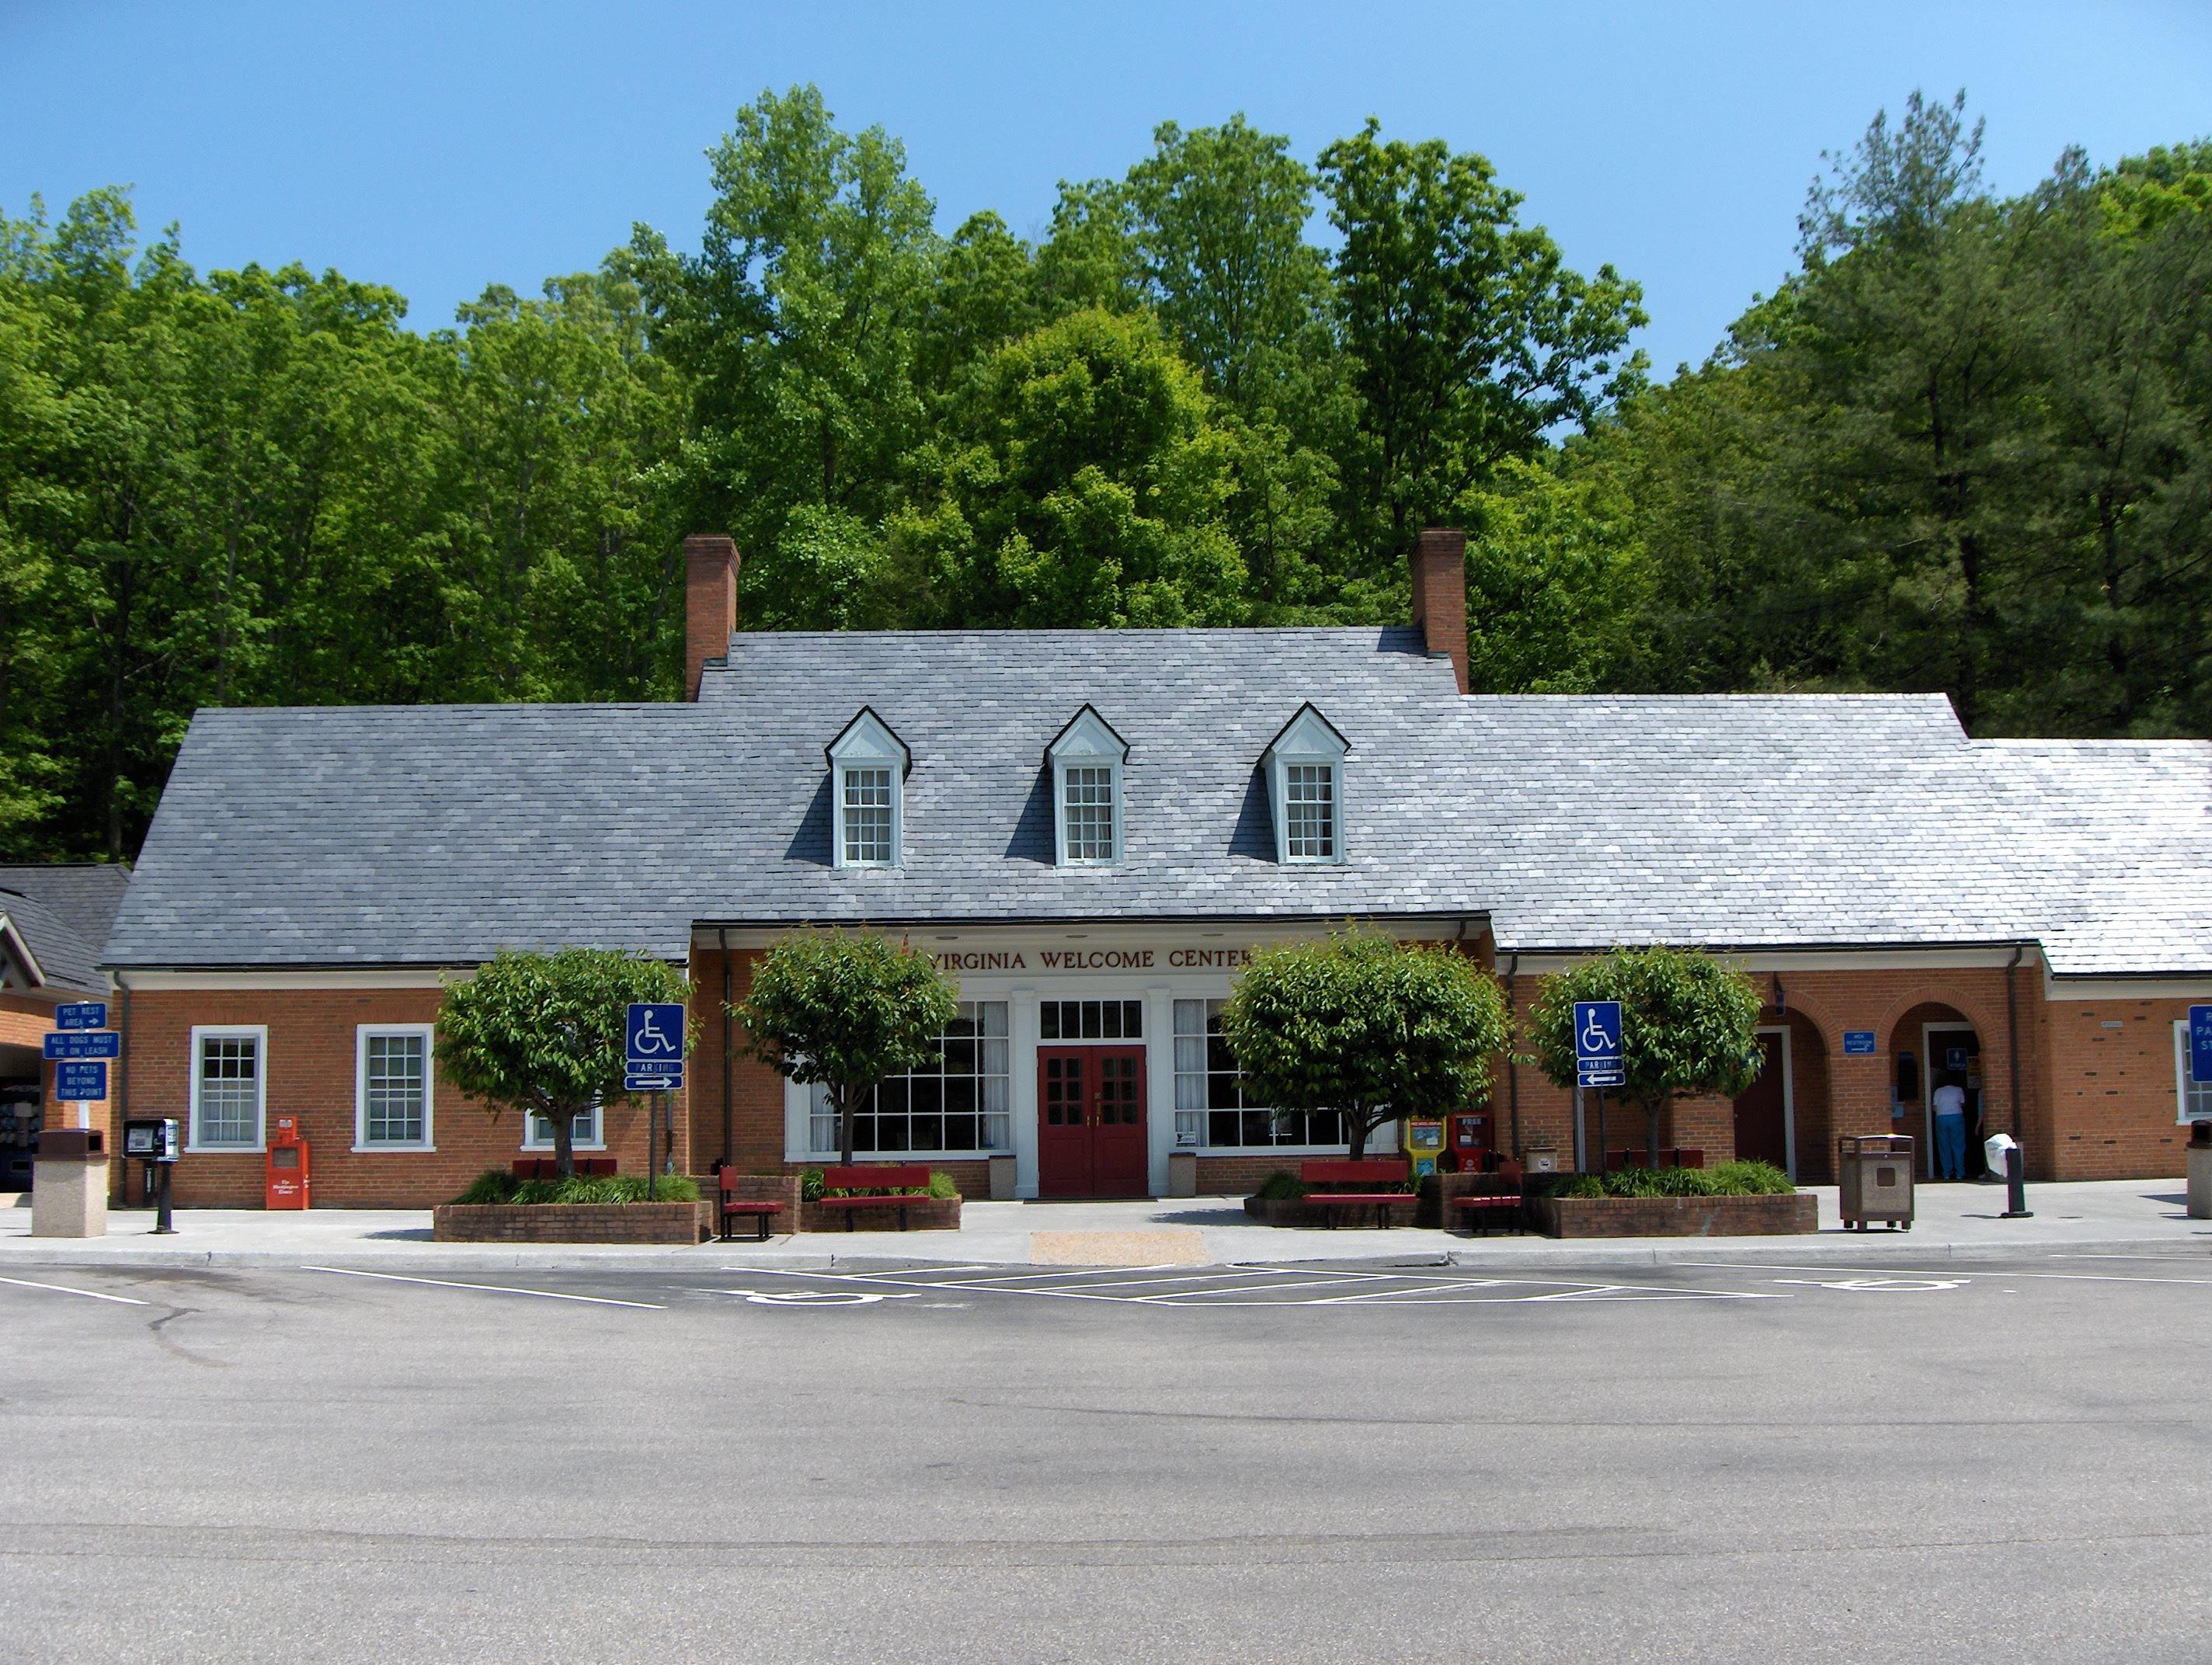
[720,927,733,1170]
[2005,944,2024,1143]
[114,972,131,1203]
[1504,952,1520,1156]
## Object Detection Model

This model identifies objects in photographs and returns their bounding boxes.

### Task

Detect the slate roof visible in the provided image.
[101,629,2212,977]
[0,864,130,993]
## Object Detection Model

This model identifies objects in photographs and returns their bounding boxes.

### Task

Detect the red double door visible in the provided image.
[1037,1045,1149,1198]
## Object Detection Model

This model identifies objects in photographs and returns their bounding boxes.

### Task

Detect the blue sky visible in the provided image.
[4,1,2207,376]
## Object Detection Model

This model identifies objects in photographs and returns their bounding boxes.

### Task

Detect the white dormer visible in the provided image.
[826,708,909,868]
[1263,704,1348,864]
[1045,706,1129,867]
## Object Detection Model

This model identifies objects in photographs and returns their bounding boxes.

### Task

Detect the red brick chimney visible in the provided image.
[1409,527,1469,693]
[683,534,739,700]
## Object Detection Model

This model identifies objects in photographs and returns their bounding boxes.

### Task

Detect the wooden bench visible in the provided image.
[716,1166,787,1242]
[816,1163,934,1230]
[1448,1159,1525,1236]
[511,1156,617,1180]
[1300,1158,1412,1229]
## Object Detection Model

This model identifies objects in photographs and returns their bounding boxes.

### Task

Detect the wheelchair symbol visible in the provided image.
[631,1008,679,1056]
[1581,1012,1612,1053]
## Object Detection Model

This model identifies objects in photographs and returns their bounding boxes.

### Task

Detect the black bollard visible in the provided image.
[151,1162,176,1234]
[2000,1143,2033,1218]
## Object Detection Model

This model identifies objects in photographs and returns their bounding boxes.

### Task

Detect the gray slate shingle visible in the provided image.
[102,630,2212,977]
[0,864,129,992]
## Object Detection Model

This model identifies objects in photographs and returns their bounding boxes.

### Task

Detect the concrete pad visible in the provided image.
[1028,1228,1208,1264]
[0,1177,2203,1272]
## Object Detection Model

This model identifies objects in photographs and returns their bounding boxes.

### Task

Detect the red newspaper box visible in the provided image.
[265,1114,311,1210]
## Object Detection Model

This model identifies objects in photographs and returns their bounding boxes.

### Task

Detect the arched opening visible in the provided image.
[1736,1009,1828,1181]
[1889,1002,1985,1180]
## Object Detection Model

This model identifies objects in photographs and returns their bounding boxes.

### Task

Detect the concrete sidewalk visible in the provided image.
[3,1178,2207,1271]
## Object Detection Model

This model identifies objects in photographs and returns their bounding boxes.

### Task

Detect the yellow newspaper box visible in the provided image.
[1403,1118,1446,1180]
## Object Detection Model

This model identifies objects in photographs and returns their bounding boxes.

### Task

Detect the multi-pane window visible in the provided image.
[1284,763,1337,860]
[527,1100,601,1149]
[1063,766,1116,862]
[360,1029,430,1147]
[811,1001,1011,1156]
[1173,999,1342,1149]
[842,767,894,865]
[1040,999,1143,1041]
[2177,1022,2212,1124]
[192,1031,263,1149]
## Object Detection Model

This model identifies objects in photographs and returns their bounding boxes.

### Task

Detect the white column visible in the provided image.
[1010,987,1041,1199]
[1144,983,1175,1197]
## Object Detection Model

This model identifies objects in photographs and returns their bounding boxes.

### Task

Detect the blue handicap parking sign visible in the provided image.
[625,1003,687,1068]
[1574,999,1624,1087]
[2191,1006,2212,1086]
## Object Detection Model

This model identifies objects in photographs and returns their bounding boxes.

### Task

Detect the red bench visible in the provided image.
[816,1163,935,1230]
[716,1166,788,1242]
[1449,1158,1525,1236]
[1300,1158,1413,1229]
[511,1157,617,1180]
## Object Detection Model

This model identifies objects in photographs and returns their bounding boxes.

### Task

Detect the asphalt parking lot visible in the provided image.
[5,1250,2210,1664]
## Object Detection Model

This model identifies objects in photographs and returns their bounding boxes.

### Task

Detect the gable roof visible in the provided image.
[0,865,129,993]
[99,632,2212,977]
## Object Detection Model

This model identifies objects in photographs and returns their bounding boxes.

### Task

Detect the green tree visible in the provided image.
[1522,947,1763,1168]
[895,307,1248,627]
[1220,928,1509,1162]
[436,948,693,1179]
[628,84,936,625]
[736,930,961,1166]
[1318,120,1647,574]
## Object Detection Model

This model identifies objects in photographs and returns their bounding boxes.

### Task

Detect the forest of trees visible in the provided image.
[2,87,2207,861]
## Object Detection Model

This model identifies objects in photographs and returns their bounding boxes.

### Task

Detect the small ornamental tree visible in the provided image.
[736,930,961,1166]
[1219,928,1510,1162]
[436,948,694,1179]
[1523,946,1764,1168]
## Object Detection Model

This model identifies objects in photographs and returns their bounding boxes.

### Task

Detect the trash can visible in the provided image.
[31,1126,109,1239]
[1838,1133,1913,1231]
[988,1152,1017,1202]
[1166,1150,1198,1198]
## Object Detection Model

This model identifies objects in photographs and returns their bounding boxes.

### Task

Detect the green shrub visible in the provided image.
[449,1171,701,1206]
[453,1170,520,1204]
[1546,1162,1796,1201]
[799,1166,826,1201]
[1707,1159,1794,1195]
[1256,1172,1309,1200]
[926,1171,958,1200]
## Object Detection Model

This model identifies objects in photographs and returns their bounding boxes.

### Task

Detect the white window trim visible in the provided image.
[522,1100,607,1152]
[1047,707,1128,868]
[827,707,909,869]
[2175,1021,2212,1125]
[353,1024,436,1152]
[1264,705,1348,865]
[186,1024,268,1153]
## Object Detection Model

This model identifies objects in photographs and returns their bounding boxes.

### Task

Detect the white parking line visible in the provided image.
[0,1273,150,1306]
[303,1267,666,1309]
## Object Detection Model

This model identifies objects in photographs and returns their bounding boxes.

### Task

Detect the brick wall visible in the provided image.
[1493,961,2079,1181]
[124,986,691,1208]
[2043,996,2198,1179]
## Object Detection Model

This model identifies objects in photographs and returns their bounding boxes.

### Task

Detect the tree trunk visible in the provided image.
[839,1085,858,1166]
[1347,1111,1369,1163]
[551,1107,577,1180]
[1644,1097,1665,1170]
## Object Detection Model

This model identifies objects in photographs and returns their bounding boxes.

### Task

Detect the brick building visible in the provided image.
[96,530,2212,1208]
[1,865,131,1191]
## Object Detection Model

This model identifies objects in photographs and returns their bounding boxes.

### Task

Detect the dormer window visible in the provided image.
[1264,704,1348,864]
[1045,706,1128,867]
[826,708,909,869]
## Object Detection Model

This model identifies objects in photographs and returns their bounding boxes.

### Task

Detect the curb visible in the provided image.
[2,1231,2206,1276]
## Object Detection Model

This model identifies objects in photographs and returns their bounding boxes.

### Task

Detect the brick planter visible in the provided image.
[1243,1194,1419,1228]
[433,1201,711,1244]
[798,1194,962,1232]
[1531,1191,1817,1239]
